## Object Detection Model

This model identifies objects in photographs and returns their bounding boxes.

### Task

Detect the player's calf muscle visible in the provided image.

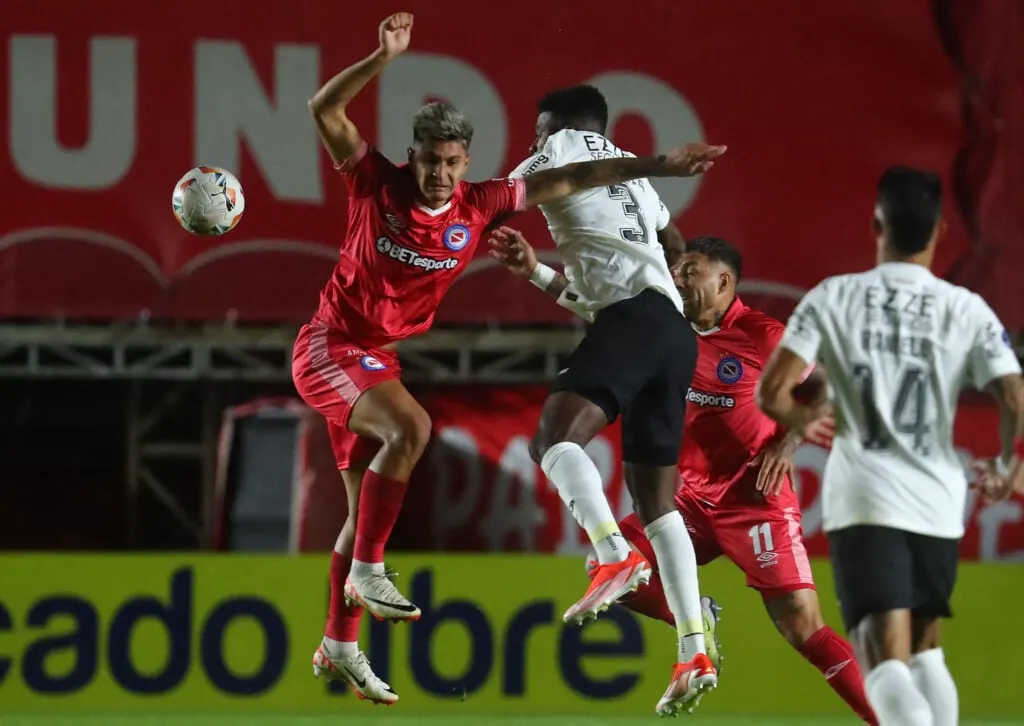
[624,467,677,525]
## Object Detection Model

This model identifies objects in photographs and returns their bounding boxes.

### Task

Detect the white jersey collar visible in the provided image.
[877,261,935,281]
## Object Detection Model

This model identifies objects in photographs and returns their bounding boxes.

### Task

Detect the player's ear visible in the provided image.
[936,217,948,241]
[406,147,415,164]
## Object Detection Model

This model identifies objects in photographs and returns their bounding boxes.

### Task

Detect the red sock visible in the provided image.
[616,572,675,626]
[325,551,363,641]
[353,470,408,563]
[799,626,878,725]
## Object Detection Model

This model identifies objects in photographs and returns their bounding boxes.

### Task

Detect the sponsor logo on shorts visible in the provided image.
[360,355,386,371]
[376,237,458,272]
[757,551,779,568]
[442,223,471,251]
[716,356,743,384]
[686,388,736,408]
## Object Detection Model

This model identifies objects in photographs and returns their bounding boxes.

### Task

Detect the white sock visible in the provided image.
[322,636,358,659]
[350,560,386,580]
[910,648,958,726]
[644,511,706,662]
[865,659,934,726]
[541,442,628,564]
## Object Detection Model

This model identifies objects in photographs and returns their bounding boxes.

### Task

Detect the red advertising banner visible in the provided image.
[3,1,1019,327]
[386,386,1024,561]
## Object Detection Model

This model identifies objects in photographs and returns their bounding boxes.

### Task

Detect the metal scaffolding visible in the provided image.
[0,321,584,547]
[3,319,1020,547]
[0,322,583,382]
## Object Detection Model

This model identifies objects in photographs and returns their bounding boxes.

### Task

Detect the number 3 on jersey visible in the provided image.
[853,364,931,454]
[607,183,649,245]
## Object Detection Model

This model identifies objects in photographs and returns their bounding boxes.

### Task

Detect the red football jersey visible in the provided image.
[314,142,526,347]
[679,297,802,506]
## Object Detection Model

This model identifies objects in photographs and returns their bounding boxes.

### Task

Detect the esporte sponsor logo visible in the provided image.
[376,237,458,272]
[686,389,736,408]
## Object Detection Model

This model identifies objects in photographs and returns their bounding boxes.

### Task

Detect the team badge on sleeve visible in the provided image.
[717,356,743,384]
[443,223,471,251]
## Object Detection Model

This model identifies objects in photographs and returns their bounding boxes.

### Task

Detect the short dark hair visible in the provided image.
[876,166,942,255]
[412,102,474,149]
[537,85,608,134]
[685,235,743,282]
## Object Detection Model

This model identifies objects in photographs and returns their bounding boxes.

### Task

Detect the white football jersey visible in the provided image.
[509,129,682,320]
[779,262,1021,539]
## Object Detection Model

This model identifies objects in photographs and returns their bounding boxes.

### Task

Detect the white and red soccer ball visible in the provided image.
[171,166,245,236]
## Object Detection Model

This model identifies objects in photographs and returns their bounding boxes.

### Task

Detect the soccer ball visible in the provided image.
[171,166,245,236]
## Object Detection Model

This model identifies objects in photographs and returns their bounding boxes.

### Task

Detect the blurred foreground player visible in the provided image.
[759,167,1024,726]
[494,231,877,723]
[292,16,729,705]
[502,85,726,715]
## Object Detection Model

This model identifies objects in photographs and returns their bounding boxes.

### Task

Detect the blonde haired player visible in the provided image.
[294,15,728,705]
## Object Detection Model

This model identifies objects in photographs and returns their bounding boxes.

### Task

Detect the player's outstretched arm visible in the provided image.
[308,13,412,165]
[522,143,727,208]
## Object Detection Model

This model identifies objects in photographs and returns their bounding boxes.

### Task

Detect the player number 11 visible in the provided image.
[748,522,774,555]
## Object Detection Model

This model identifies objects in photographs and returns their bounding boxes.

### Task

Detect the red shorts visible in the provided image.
[619,481,815,599]
[292,323,397,470]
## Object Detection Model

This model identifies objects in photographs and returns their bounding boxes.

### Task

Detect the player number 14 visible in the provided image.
[853,364,931,453]
[748,522,774,555]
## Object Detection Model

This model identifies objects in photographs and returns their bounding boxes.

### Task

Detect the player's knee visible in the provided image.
[529,427,573,463]
[381,406,433,464]
[910,616,942,653]
[531,392,609,462]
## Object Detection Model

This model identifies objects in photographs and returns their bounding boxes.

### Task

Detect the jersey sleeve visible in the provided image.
[966,294,1021,389]
[748,318,786,364]
[508,132,566,178]
[464,178,527,223]
[655,198,672,231]
[778,283,828,366]
[335,141,399,198]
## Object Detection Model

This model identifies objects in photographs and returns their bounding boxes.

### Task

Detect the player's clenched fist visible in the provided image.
[379,13,413,58]
[660,143,728,177]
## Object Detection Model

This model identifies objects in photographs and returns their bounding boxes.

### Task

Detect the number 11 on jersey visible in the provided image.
[749,522,774,555]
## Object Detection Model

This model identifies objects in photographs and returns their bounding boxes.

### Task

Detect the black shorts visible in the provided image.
[828,524,960,632]
[551,289,697,467]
